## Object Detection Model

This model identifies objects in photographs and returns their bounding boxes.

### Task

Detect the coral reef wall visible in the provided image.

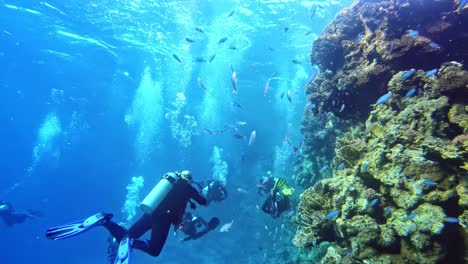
[293,0,468,263]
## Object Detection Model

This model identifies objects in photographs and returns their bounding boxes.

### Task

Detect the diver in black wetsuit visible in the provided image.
[0,200,43,226]
[46,170,207,263]
[201,180,227,204]
[177,212,219,241]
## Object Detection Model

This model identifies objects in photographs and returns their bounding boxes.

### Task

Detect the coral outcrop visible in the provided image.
[294,0,468,263]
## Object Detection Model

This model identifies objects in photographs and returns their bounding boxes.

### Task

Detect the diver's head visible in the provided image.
[179,170,193,183]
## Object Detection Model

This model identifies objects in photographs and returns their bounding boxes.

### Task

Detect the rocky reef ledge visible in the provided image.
[293,0,467,263]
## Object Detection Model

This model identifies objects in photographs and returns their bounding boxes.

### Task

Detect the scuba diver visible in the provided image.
[201,180,227,204]
[258,176,293,218]
[0,200,43,226]
[46,170,207,264]
[176,212,220,241]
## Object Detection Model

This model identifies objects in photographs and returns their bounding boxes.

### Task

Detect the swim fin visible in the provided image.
[46,212,113,240]
[113,236,131,264]
[207,217,220,231]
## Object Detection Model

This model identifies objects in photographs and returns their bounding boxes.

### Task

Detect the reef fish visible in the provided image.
[218,37,228,45]
[185,37,196,43]
[337,163,345,170]
[326,210,340,220]
[339,103,346,112]
[405,88,416,98]
[263,79,270,96]
[232,134,246,139]
[355,32,364,44]
[287,90,291,103]
[203,128,215,135]
[226,9,235,18]
[362,161,369,171]
[425,69,438,77]
[343,249,352,254]
[320,165,329,172]
[407,213,418,220]
[407,30,419,38]
[376,92,392,105]
[248,130,256,146]
[198,77,207,91]
[280,91,285,99]
[444,217,459,224]
[193,57,207,62]
[370,198,379,207]
[208,54,216,63]
[421,179,437,187]
[194,27,205,34]
[384,207,392,217]
[172,53,182,62]
[231,102,242,108]
[219,220,234,232]
[231,69,238,94]
[429,42,440,49]
[237,188,248,194]
[402,69,415,79]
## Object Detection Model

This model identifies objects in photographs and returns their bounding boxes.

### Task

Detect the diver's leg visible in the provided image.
[133,216,171,256]
[128,214,152,239]
[103,221,128,242]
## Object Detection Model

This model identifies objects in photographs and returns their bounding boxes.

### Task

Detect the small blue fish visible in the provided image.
[326,210,340,219]
[355,32,364,44]
[218,37,228,45]
[421,179,437,187]
[429,42,440,49]
[370,198,379,207]
[337,163,345,170]
[362,161,369,171]
[320,165,329,172]
[384,207,392,217]
[407,30,419,38]
[444,217,459,224]
[343,249,352,254]
[185,37,196,43]
[402,69,415,79]
[425,69,437,77]
[376,92,392,105]
[339,103,346,112]
[373,19,381,25]
[407,213,418,220]
[405,88,416,98]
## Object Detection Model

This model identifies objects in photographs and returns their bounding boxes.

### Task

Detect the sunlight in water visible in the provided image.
[125,66,163,164]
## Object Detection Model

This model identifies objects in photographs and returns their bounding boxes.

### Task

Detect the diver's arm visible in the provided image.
[190,187,207,205]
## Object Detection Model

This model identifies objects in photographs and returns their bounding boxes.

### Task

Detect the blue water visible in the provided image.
[0,1,351,263]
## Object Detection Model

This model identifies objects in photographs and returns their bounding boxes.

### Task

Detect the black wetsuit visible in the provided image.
[261,189,290,218]
[203,180,227,204]
[0,201,40,226]
[104,178,207,256]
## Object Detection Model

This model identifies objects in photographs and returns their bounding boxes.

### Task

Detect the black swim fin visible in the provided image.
[207,217,220,230]
[46,212,113,240]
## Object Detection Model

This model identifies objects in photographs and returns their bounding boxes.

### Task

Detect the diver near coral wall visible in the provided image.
[258,175,293,218]
[176,212,220,241]
[0,200,43,226]
[45,170,207,263]
[201,179,227,204]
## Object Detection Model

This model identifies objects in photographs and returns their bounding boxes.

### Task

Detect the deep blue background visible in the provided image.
[0,0,350,263]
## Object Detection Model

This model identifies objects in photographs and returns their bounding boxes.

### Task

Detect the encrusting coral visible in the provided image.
[293,0,468,263]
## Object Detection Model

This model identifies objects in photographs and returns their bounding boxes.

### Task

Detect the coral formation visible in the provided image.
[294,0,468,263]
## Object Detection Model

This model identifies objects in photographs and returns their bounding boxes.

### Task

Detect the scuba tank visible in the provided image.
[140,172,179,214]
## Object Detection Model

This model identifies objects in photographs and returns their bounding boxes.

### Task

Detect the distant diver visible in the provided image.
[0,200,43,226]
[46,170,208,263]
[257,174,293,218]
[201,179,228,204]
[176,212,220,241]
